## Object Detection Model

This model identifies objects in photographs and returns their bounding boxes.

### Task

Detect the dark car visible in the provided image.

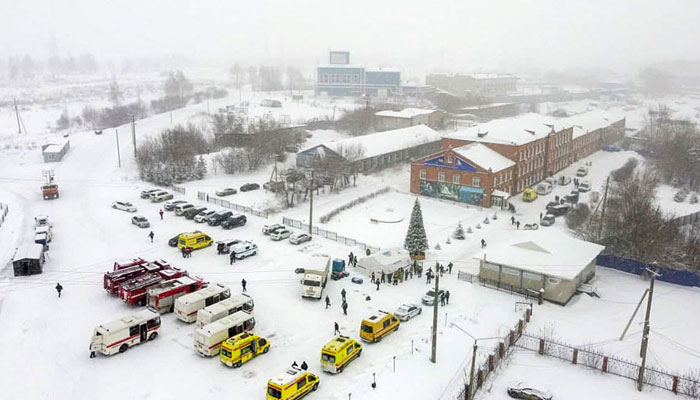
[240,183,260,192]
[548,204,570,217]
[184,207,207,220]
[216,239,242,254]
[507,387,552,400]
[207,210,234,226]
[221,214,247,230]
[540,214,556,226]
[168,233,185,247]
[215,188,237,197]
[564,190,579,204]
[545,201,560,211]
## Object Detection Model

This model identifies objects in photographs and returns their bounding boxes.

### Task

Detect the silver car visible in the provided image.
[112,201,137,212]
[394,304,422,321]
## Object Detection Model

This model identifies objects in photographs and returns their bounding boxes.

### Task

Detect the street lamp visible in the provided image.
[449,323,502,400]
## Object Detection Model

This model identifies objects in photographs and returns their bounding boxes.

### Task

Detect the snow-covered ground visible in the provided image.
[1,78,700,400]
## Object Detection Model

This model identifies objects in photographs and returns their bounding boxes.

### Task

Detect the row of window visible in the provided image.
[419,169,480,187]
[518,156,543,176]
[318,73,361,84]
[519,142,544,161]
[516,171,544,192]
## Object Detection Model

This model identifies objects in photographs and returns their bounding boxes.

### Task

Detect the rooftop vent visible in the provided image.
[524,129,536,135]
[477,131,488,138]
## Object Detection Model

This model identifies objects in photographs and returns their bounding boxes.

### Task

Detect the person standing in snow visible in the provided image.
[325,295,331,309]
[376,280,380,291]
[446,290,451,305]
[301,361,308,371]
[181,246,187,258]
[342,301,348,316]
[516,221,520,230]
[159,209,164,220]
[511,215,515,225]
[341,288,346,302]
[381,271,386,283]
[448,262,453,274]
[348,252,354,265]
[334,322,340,335]
[148,231,154,243]
[371,272,376,284]
[481,238,486,248]
[230,251,236,265]
[440,292,446,306]
[241,278,247,292]
[55,282,63,298]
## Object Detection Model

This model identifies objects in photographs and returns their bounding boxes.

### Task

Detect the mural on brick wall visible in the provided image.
[419,181,484,206]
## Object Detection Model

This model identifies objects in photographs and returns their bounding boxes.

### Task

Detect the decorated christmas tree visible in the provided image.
[404,199,429,257]
[453,222,465,240]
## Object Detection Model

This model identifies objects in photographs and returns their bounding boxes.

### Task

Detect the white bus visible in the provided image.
[89,309,161,357]
[193,311,255,357]
[174,283,231,323]
[195,294,254,328]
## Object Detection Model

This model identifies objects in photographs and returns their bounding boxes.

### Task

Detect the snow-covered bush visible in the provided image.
[674,187,689,203]
[690,193,699,204]
[453,222,465,240]
[467,226,473,233]
[566,203,591,229]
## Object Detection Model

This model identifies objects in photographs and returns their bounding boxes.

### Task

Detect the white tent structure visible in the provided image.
[356,248,410,277]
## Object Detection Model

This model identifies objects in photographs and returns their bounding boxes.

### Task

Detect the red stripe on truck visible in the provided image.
[106,327,159,348]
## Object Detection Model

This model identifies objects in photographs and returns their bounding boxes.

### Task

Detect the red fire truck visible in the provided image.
[112,258,147,271]
[120,268,186,306]
[147,276,206,314]
[104,259,171,295]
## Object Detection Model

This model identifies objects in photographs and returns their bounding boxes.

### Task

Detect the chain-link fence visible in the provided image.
[516,333,700,398]
[198,191,269,219]
[170,185,186,195]
[282,216,380,253]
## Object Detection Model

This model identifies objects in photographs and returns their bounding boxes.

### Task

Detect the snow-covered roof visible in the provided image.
[555,109,625,139]
[196,311,252,336]
[357,249,410,276]
[310,125,441,160]
[317,64,364,69]
[470,73,517,80]
[446,113,555,146]
[42,144,66,154]
[375,108,435,119]
[366,67,400,73]
[452,143,515,172]
[472,231,604,280]
[460,102,514,111]
[269,367,306,387]
[12,243,44,261]
[97,310,159,334]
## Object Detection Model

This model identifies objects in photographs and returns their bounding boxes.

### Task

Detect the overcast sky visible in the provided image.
[2,0,699,75]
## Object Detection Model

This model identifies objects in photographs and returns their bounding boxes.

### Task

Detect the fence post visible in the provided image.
[477,370,483,389]
[518,320,523,335]
[509,331,515,346]
[488,355,494,372]
[672,376,678,394]
[499,342,505,358]
[526,308,531,322]
[602,356,608,372]
[572,349,578,365]
[538,339,545,355]
[464,384,470,400]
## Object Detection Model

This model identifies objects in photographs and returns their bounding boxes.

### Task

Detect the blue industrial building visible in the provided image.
[316,51,400,97]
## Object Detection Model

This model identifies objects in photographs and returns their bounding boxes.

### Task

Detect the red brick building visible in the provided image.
[409,111,625,208]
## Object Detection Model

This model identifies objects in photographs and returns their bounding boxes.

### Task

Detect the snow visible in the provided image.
[11,243,44,261]
[471,231,604,280]
[375,108,435,119]
[446,113,555,146]
[655,184,700,217]
[453,143,516,172]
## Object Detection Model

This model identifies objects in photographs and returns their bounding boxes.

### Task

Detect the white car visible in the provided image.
[421,289,445,306]
[262,223,285,235]
[289,232,312,245]
[131,215,150,228]
[194,210,217,223]
[576,166,588,177]
[394,304,422,321]
[150,191,174,202]
[230,241,258,259]
[112,201,137,212]
[270,229,292,241]
[163,199,187,211]
[578,180,592,192]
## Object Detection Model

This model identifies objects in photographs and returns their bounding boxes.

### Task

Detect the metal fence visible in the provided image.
[672,210,700,226]
[457,270,477,283]
[516,333,700,398]
[282,216,380,253]
[0,203,8,228]
[171,185,186,195]
[197,191,269,219]
[597,254,700,288]
[452,307,533,400]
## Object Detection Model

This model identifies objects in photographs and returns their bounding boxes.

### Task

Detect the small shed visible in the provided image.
[356,249,410,277]
[12,243,45,276]
[42,140,70,163]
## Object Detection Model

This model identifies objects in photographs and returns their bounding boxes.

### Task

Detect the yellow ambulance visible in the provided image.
[177,231,213,250]
[320,335,362,374]
[522,188,538,202]
[266,367,320,400]
[359,310,400,343]
[220,332,269,368]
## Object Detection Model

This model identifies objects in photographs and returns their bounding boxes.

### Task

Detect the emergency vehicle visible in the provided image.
[112,258,148,271]
[193,311,255,356]
[89,309,161,357]
[320,335,362,374]
[174,283,231,323]
[195,294,254,328]
[266,367,320,400]
[359,310,400,343]
[147,275,206,314]
[103,260,168,295]
[177,231,213,251]
[119,268,186,306]
[220,332,269,367]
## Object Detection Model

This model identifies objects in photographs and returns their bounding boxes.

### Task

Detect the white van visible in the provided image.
[150,191,173,202]
[193,311,256,356]
[89,309,161,357]
[196,294,255,328]
[231,241,258,260]
[536,182,553,195]
[576,166,588,177]
[174,284,231,323]
[174,203,195,216]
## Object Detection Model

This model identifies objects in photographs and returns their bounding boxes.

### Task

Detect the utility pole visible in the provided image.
[598,176,610,241]
[115,129,121,168]
[637,266,658,392]
[131,116,137,158]
[14,98,22,134]
[309,169,314,235]
[468,343,477,400]
[430,263,440,363]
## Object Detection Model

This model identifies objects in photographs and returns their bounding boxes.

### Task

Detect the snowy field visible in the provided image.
[1,79,700,400]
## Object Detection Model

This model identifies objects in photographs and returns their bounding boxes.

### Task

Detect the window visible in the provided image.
[297,377,307,390]
[502,267,520,276]
[419,169,426,180]
[483,262,499,272]
[547,277,561,285]
[347,346,354,355]
[147,317,160,329]
[447,155,452,164]
[472,177,480,187]
[129,325,139,336]
[453,174,460,184]
[438,172,445,183]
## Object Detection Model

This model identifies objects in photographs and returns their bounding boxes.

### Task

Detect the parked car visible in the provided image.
[544,177,556,187]
[112,201,137,212]
[207,210,234,226]
[578,180,592,192]
[216,239,242,254]
[270,229,292,241]
[602,145,621,152]
[240,183,260,192]
[221,214,247,230]
[230,241,258,260]
[523,223,539,230]
[545,201,560,211]
[522,188,538,202]
[576,166,588,177]
[262,223,285,235]
[140,189,159,199]
[215,188,238,196]
[421,289,445,306]
[507,386,552,400]
[194,210,217,223]
[164,199,187,211]
[184,206,207,220]
[289,232,312,245]
[548,204,570,217]
[150,191,174,202]
[263,181,285,193]
[394,304,422,321]
[131,215,150,228]
[174,203,195,216]
[564,190,579,204]
[540,214,556,226]
[168,232,186,247]
[536,183,552,195]
[557,175,572,186]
